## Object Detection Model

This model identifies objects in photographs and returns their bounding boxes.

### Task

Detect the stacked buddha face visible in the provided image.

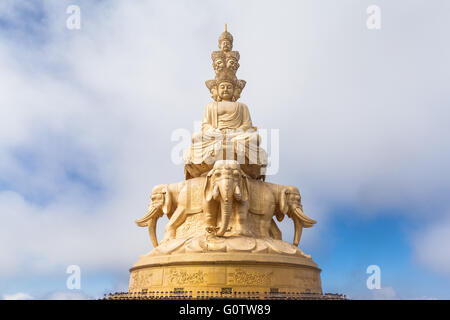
[206,26,246,102]
[218,26,233,52]
[217,81,234,101]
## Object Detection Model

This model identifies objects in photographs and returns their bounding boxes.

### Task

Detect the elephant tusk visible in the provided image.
[135,205,161,227]
[293,206,316,228]
[293,215,303,247]
[234,185,242,201]
[212,185,220,200]
[148,217,159,247]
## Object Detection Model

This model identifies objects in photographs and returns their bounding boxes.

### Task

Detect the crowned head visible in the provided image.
[206,25,246,101]
[205,77,246,102]
[217,81,234,101]
[218,24,233,52]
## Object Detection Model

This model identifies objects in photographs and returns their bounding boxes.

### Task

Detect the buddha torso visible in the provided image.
[201,101,252,132]
[217,101,237,116]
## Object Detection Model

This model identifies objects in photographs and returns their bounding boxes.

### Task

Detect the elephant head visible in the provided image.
[280,186,316,246]
[204,160,249,236]
[135,184,172,247]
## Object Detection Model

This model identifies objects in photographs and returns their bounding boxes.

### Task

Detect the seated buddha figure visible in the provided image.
[183,26,267,180]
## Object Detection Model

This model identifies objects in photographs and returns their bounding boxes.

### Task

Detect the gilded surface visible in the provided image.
[128,259,322,295]
[130,26,323,297]
[228,268,273,286]
[168,269,206,286]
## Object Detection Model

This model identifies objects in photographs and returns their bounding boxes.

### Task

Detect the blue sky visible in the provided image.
[1,0,450,299]
[319,212,450,299]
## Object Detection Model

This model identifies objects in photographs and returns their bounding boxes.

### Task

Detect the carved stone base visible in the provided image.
[128,252,322,299]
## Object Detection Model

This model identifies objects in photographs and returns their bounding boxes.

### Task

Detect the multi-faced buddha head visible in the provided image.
[205,77,246,102]
[206,26,246,102]
[226,57,239,72]
[219,39,232,52]
[213,58,225,72]
[218,26,233,52]
[217,81,234,101]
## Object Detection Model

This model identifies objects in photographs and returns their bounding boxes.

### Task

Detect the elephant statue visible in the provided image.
[203,160,251,237]
[135,182,182,247]
[281,186,316,246]
[135,177,205,246]
[268,184,317,246]
[136,163,315,248]
[203,168,316,246]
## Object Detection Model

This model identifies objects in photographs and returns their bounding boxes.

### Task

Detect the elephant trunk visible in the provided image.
[135,205,160,226]
[217,199,232,236]
[216,178,233,203]
[135,205,162,248]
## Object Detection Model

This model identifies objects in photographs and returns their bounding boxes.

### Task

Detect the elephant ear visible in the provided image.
[162,186,172,216]
[204,171,214,202]
[279,188,289,216]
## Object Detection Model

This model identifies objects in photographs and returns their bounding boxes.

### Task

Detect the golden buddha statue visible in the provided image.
[127,26,323,300]
[184,25,268,180]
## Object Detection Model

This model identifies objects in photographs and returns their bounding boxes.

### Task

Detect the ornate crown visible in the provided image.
[218,24,233,48]
[205,25,246,101]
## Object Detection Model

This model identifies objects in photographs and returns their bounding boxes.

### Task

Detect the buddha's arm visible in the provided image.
[201,103,220,134]
[201,103,213,132]
[202,122,215,132]
[239,103,255,131]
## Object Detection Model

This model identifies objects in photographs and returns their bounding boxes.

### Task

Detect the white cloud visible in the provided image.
[47,291,91,300]
[413,214,450,276]
[2,291,91,300]
[3,292,34,300]
[371,287,398,300]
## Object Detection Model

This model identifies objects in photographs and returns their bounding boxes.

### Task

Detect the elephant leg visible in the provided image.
[162,206,186,242]
[269,219,282,240]
[259,216,272,238]
[203,200,219,234]
[233,201,251,236]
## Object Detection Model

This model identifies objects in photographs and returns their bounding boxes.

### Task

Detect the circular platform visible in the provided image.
[129,252,322,299]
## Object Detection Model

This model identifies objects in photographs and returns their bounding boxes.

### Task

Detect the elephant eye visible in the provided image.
[215,172,221,177]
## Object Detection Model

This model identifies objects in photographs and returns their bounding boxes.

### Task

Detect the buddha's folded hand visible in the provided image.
[203,128,223,139]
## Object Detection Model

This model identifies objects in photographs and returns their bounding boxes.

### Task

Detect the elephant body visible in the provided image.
[135,177,205,246]
[246,180,279,238]
[162,176,206,242]
[137,160,316,248]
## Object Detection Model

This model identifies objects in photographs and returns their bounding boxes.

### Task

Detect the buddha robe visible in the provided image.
[183,101,268,180]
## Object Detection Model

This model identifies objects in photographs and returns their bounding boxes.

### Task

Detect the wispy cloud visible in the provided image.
[3,292,34,300]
